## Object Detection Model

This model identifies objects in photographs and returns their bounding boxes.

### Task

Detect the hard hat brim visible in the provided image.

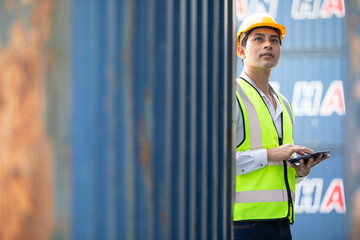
[237,22,286,41]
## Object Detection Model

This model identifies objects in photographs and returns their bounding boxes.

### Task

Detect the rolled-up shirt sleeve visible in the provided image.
[236,149,268,175]
[295,175,306,183]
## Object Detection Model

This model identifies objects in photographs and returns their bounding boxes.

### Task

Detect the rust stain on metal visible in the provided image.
[349,16,360,76]
[160,210,167,224]
[352,188,360,240]
[138,117,154,189]
[139,118,151,166]
[0,0,55,239]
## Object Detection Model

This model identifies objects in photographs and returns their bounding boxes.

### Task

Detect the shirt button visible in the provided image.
[260,164,263,167]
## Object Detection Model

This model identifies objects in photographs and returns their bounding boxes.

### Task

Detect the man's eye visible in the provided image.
[271,39,279,43]
[255,37,262,41]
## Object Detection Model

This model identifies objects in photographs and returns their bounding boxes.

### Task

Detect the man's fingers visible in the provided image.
[306,158,314,168]
[293,145,313,156]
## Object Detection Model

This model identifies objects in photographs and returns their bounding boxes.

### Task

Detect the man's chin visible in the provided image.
[261,62,278,70]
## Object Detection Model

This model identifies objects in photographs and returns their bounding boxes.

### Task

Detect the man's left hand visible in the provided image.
[292,153,331,177]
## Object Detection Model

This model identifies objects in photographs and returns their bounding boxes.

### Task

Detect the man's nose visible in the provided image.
[264,40,273,49]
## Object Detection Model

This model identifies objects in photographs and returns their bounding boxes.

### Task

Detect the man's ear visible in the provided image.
[238,46,246,59]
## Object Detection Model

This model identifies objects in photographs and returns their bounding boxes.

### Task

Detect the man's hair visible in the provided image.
[240,26,282,47]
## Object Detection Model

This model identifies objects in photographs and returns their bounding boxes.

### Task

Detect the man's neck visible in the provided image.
[243,67,272,96]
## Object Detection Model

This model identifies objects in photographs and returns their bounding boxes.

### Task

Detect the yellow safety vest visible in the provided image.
[234,77,296,223]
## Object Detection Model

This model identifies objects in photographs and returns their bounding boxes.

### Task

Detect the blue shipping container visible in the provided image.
[345,0,360,240]
[71,0,236,239]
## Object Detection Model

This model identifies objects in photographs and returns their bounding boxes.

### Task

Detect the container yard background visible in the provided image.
[0,0,359,240]
[236,1,352,240]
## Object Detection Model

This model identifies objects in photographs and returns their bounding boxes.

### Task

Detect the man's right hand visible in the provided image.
[267,143,313,162]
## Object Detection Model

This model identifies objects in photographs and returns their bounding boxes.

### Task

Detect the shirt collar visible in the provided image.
[239,71,277,98]
[239,71,283,117]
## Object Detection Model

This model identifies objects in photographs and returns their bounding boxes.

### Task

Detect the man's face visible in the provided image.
[238,28,281,71]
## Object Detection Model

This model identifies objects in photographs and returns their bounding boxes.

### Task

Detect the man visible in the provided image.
[233,12,330,240]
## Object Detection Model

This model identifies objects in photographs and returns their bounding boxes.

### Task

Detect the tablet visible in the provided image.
[289,151,330,164]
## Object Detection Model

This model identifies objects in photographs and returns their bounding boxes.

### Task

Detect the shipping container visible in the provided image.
[70,0,236,240]
[0,1,58,239]
[345,1,360,240]
[236,0,349,239]
[1,0,237,239]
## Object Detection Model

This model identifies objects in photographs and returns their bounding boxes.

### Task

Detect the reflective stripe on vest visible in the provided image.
[234,78,296,223]
[235,189,295,204]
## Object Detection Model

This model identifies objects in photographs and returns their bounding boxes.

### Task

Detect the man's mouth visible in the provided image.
[261,52,274,57]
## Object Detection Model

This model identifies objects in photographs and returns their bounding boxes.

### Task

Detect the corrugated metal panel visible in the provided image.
[48,1,71,239]
[0,1,55,240]
[345,1,360,240]
[71,0,236,240]
[236,1,348,239]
